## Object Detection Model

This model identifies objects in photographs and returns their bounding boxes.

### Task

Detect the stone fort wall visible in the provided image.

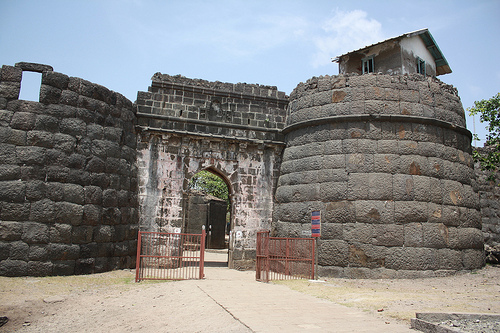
[274,73,484,278]
[0,63,138,276]
[475,146,500,248]
[0,61,497,277]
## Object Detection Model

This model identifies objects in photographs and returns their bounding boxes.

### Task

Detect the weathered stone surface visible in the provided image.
[0,180,26,202]
[0,259,28,276]
[49,224,72,243]
[275,74,480,277]
[1,65,22,82]
[22,222,49,244]
[15,62,53,73]
[318,240,349,266]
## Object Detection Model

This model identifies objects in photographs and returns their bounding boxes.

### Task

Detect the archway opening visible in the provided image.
[187,168,231,267]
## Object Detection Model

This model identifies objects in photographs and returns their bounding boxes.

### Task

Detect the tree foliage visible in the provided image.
[189,170,229,202]
[468,93,500,182]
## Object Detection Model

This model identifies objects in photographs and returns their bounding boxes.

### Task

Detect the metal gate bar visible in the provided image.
[135,229,206,282]
[256,231,315,282]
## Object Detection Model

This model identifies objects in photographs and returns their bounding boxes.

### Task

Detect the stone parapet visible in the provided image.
[136,73,288,144]
[287,73,465,128]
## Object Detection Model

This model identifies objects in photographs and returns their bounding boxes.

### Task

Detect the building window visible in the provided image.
[417,58,426,76]
[362,56,374,74]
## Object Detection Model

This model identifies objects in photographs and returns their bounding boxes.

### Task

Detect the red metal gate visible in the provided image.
[256,231,315,282]
[135,229,206,282]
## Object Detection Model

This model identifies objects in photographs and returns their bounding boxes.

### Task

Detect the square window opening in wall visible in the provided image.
[417,57,426,76]
[362,56,374,74]
[19,71,42,102]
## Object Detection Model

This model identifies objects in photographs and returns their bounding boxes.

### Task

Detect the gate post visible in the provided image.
[199,226,206,279]
[135,231,142,282]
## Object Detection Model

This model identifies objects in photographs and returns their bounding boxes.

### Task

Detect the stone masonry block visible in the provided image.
[52,260,76,275]
[55,202,83,225]
[462,249,485,270]
[373,154,400,174]
[348,243,388,268]
[49,224,72,243]
[49,243,80,261]
[30,199,56,223]
[16,146,47,165]
[84,186,102,205]
[385,247,438,271]
[0,82,21,99]
[324,200,355,224]
[59,89,79,106]
[94,225,114,243]
[1,65,22,82]
[63,183,85,205]
[317,168,348,183]
[53,133,77,154]
[0,221,23,241]
[343,223,374,244]
[22,222,49,244]
[39,84,62,104]
[347,173,369,200]
[102,189,118,207]
[319,182,347,201]
[0,202,30,221]
[28,244,49,261]
[27,130,54,148]
[320,223,343,240]
[9,240,29,260]
[368,173,392,200]
[448,227,484,250]
[403,223,423,247]
[10,111,36,131]
[0,180,26,202]
[354,200,394,224]
[72,226,93,244]
[34,115,59,132]
[422,223,449,248]
[0,165,21,181]
[435,248,462,270]
[372,224,403,246]
[27,261,53,276]
[394,201,428,223]
[42,71,69,90]
[318,240,349,266]
[0,259,28,276]
[60,118,86,137]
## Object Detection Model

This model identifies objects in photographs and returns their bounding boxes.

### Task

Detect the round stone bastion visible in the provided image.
[273,73,484,279]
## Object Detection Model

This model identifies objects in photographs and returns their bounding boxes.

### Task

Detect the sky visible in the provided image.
[1,0,499,145]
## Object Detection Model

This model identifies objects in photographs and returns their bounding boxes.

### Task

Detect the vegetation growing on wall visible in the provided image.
[468,93,500,183]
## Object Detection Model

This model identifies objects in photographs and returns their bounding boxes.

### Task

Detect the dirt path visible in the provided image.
[0,252,498,332]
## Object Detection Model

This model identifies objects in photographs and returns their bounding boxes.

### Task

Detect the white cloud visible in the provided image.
[311,9,383,68]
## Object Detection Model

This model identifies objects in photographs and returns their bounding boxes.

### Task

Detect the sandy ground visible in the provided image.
[279,265,500,325]
[0,251,499,332]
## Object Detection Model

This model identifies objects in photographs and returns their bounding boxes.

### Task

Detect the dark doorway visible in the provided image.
[187,169,231,251]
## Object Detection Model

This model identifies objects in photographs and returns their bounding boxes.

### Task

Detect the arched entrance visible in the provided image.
[187,168,231,247]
